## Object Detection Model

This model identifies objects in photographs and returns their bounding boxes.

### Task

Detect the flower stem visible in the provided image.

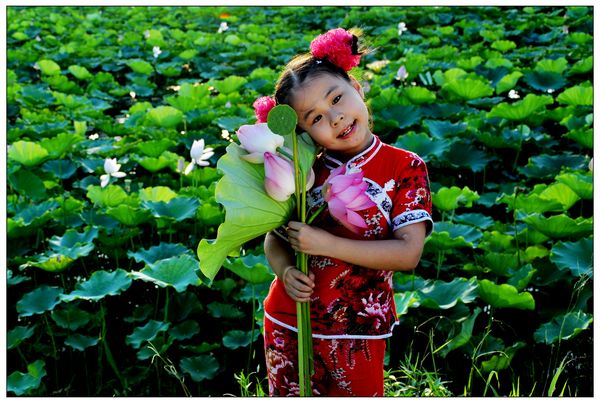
[307,204,327,225]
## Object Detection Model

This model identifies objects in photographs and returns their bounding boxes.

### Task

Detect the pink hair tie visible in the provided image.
[310,28,361,71]
[253,96,277,123]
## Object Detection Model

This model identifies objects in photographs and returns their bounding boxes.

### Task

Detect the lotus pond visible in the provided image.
[6,5,593,397]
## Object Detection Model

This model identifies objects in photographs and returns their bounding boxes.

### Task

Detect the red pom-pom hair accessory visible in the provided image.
[253,96,277,123]
[309,28,361,71]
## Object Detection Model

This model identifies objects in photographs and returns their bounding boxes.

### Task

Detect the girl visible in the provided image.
[261,28,433,396]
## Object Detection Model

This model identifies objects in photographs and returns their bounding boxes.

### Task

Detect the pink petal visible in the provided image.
[329,174,357,193]
[345,209,368,229]
[345,194,376,210]
[327,198,347,224]
[334,186,363,205]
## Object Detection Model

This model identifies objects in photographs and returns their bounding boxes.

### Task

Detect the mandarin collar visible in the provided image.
[323,135,382,170]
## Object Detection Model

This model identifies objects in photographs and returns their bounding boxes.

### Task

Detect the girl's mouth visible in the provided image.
[337,120,356,139]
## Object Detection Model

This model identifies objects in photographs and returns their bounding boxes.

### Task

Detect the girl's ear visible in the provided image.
[349,76,365,99]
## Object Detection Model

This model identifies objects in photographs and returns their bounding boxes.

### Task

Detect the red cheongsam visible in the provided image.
[263,135,433,396]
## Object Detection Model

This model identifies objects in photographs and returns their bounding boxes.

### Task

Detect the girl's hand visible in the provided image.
[281,266,315,302]
[286,221,333,256]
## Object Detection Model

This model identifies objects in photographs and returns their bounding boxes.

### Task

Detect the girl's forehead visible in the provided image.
[290,74,346,107]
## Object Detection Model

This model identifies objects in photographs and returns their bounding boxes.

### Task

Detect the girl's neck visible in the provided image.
[326,132,375,163]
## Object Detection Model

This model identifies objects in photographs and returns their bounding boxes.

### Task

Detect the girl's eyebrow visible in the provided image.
[302,85,339,121]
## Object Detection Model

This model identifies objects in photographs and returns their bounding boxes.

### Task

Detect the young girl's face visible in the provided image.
[290,73,373,159]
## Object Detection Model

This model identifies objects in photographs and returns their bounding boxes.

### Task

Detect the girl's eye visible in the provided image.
[332,95,342,104]
[312,115,322,125]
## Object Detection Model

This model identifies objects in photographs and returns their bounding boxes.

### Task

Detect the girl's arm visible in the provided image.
[264,231,315,302]
[286,221,427,271]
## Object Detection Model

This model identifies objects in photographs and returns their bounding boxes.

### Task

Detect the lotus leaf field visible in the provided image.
[6,5,593,397]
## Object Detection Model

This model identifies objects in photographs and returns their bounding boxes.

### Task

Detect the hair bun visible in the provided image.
[310,28,361,71]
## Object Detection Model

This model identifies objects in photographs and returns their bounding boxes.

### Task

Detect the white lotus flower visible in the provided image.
[217,22,229,33]
[185,139,215,175]
[508,89,520,99]
[398,22,407,36]
[153,46,162,58]
[395,65,409,81]
[100,158,127,187]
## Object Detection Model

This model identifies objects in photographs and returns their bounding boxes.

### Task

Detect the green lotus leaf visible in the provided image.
[478,279,535,310]
[519,153,587,179]
[534,311,593,344]
[423,119,468,138]
[8,170,47,200]
[137,337,173,361]
[18,84,55,107]
[480,252,518,276]
[37,59,61,75]
[207,301,245,319]
[507,264,537,291]
[443,78,493,100]
[139,186,178,203]
[130,255,201,292]
[180,355,219,382]
[169,320,200,341]
[8,325,36,349]
[106,204,153,226]
[86,185,129,208]
[569,56,592,75]
[456,56,483,70]
[51,305,93,330]
[523,245,550,262]
[444,142,489,172]
[8,141,49,167]
[179,49,198,60]
[224,254,275,284]
[440,307,482,357]
[39,132,83,159]
[432,186,479,211]
[454,213,495,229]
[481,341,526,373]
[144,28,164,46]
[68,65,93,80]
[393,291,419,317]
[496,71,523,94]
[128,243,192,265]
[428,221,483,249]
[403,86,436,104]
[136,138,175,158]
[146,105,183,128]
[166,95,200,113]
[13,200,59,226]
[41,160,78,179]
[418,277,479,309]
[64,334,100,351]
[213,75,247,95]
[485,57,513,69]
[555,172,592,199]
[142,197,200,221]
[565,128,593,149]
[215,116,249,132]
[16,285,63,317]
[487,94,553,121]
[392,132,451,159]
[137,154,173,172]
[21,253,75,272]
[48,227,99,250]
[7,360,46,396]
[197,137,315,281]
[550,237,593,277]
[61,269,132,302]
[535,57,568,74]
[196,203,224,226]
[522,214,592,239]
[379,105,422,129]
[126,320,169,349]
[538,182,580,210]
[223,329,260,349]
[523,71,566,92]
[127,59,154,75]
[497,190,561,214]
[491,40,516,52]
[268,104,297,136]
[556,85,593,106]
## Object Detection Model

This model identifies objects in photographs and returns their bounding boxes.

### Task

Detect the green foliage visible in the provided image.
[7,5,592,398]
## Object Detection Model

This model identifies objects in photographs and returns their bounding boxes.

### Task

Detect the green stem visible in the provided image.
[307,204,327,225]
[100,303,127,393]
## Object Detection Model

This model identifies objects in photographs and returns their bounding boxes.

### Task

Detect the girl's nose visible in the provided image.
[331,111,344,127]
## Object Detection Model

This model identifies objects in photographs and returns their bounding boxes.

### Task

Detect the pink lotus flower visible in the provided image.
[264,152,314,202]
[237,123,285,164]
[322,165,376,233]
[253,96,276,123]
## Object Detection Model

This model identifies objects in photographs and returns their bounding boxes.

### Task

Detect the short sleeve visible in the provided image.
[391,154,433,236]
